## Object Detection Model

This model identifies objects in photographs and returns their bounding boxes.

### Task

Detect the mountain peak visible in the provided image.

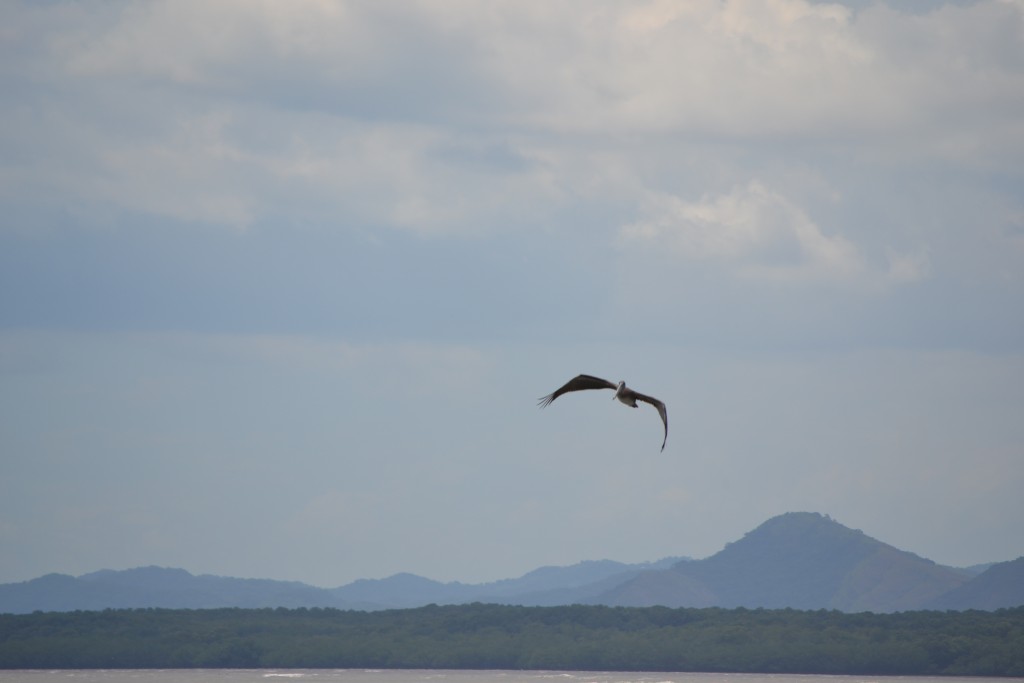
[747,511,861,538]
[669,511,967,611]
[710,511,876,567]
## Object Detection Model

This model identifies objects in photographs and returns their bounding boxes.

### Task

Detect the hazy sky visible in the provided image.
[2,0,1023,588]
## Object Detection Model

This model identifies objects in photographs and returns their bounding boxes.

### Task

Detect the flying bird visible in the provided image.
[538,374,668,451]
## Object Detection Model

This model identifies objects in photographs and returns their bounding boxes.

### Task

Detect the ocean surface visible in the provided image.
[0,672,1020,683]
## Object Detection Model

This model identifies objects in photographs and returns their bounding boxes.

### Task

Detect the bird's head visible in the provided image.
[613,380,625,397]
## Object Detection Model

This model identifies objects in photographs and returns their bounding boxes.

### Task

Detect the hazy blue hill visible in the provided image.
[483,559,665,595]
[0,574,89,613]
[0,566,354,613]
[480,558,684,596]
[475,557,688,606]
[926,556,1024,610]
[959,562,996,576]
[597,565,717,608]
[694,511,967,611]
[597,512,970,612]
[829,544,972,612]
[1,513,1017,614]
[3,562,688,614]
[691,512,884,608]
[330,558,687,608]
[331,572,476,609]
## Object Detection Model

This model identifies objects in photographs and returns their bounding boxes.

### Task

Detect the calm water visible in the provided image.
[0,672,1020,683]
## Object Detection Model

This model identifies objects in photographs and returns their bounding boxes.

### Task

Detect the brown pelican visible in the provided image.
[538,374,668,451]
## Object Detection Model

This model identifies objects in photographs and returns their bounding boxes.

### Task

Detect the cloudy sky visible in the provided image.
[2,0,1023,589]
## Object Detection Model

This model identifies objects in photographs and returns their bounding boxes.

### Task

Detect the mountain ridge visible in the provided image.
[3,512,1020,614]
[595,512,976,612]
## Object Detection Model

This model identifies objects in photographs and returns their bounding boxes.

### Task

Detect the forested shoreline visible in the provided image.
[1,603,1022,676]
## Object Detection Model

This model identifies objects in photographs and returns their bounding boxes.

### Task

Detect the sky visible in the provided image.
[2,0,1023,589]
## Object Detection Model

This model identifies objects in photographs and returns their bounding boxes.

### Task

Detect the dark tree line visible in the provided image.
[1,603,1022,675]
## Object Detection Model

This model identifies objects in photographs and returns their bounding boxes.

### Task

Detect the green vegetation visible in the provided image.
[1,603,1022,675]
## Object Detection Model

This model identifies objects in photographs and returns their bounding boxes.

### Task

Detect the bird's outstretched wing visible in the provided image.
[538,374,617,408]
[634,392,668,452]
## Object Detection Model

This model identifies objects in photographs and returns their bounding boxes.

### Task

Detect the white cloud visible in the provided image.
[450,0,1023,150]
[63,1,355,85]
[620,181,865,284]
[3,0,1021,239]
[22,0,1021,142]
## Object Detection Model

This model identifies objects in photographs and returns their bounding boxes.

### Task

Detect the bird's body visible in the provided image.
[538,374,668,451]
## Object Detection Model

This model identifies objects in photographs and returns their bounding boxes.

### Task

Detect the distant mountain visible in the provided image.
[331,572,475,609]
[0,566,356,613]
[597,512,973,612]
[925,556,1024,610]
[330,557,686,609]
[472,558,686,606]
[959,562,997,577]
[2,512,1020,614]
